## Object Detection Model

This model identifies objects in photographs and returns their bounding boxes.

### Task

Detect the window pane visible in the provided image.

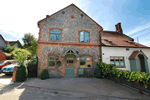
[56,34,61,40]
[80,60,86,68]
[86,60,92,67]
[120,61,124,66]
[49,56,55,60]
[50,34,56,40]
[84,32,89,42]
[80,32,84,42]
[49,61,55,67]
[115,61,119,66]
[51,29,61,33]
[80,56,92,68]
[66,58,74,66]
[110,61,115,64]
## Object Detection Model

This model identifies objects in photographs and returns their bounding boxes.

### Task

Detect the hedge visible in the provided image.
[97,62,150,88]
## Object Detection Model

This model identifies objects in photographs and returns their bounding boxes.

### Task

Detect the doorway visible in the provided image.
[65,55,75,78]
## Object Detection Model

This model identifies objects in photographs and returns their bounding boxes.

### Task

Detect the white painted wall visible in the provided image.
[102,46,150,73]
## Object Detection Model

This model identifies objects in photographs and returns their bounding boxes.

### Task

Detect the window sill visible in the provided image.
[47,67,55,69]
[79,67,93,68]
[116,66,126,68]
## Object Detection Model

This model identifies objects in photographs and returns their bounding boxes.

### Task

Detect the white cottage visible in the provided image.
[101,23,150,74]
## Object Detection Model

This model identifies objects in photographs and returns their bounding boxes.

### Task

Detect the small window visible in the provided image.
[80,31,89,42]
[50,29,61,41]
[48,56,55,68]
[80,56,92,68]
[110,57,125,67]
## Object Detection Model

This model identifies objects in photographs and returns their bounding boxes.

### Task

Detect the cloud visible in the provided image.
[132,28,150,38]
[126,22,150,35]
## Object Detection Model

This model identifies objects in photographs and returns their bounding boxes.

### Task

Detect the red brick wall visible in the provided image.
[0,51,6,61]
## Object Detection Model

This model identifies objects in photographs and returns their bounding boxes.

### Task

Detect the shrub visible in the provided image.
[97,62,150,88]
[40,69,49,80]
[97,62,114,78]
[95,67,102,78]
[6,54,13,60]
[2,45,15,53]
[16,64,27,82]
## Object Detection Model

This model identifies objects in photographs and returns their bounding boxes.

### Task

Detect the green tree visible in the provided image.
[11,48,31,82]
[22,33,38,56]
[11,48,31,65]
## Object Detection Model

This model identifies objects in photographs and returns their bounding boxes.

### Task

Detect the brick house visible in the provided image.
[37,4,150,78]
[37,4,102,78]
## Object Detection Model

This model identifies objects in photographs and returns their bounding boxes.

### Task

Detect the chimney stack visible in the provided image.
[46,15,49,18]
[115,22,123,34]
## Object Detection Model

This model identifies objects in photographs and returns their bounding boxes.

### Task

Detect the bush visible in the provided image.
[95,67,102,78]
[40,69,49,80]
[2,45,15,53]
[6,54,13,60]
[97,62,114,78]
[97,62,150,88]
[16,64,27,82]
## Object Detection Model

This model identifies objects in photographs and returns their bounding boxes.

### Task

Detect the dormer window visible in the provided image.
[50,29,61,41]
[80,31,89,42]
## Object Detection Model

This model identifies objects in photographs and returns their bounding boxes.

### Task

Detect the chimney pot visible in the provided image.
[115,22,123,34]
[46,15,49,18]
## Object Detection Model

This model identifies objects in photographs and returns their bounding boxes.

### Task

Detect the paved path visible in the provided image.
[0,78,150,100]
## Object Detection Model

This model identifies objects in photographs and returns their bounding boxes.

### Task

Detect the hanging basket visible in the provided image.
[57,61,61,66]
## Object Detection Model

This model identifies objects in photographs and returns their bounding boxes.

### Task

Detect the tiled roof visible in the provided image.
[129,50,148,59]
[101,31,150,48]
[6,41,18,46]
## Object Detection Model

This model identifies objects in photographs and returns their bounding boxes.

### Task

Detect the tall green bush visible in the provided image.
[40,69,49,80]
[16,64,27,82]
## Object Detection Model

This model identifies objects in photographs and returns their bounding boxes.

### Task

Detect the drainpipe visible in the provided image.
[99,28,103,62]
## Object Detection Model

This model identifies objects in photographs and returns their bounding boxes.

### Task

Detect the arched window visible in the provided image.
[48,56,56,68]
[50,29,61,41]
[80,31,89,42]
[80,56,92,68]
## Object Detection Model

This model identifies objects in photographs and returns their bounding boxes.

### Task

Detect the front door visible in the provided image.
[65,55,75,78]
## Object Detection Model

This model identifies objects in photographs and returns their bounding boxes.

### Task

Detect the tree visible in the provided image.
[11,48,31,82]
[22,33,38,56]
[11,48,31,65]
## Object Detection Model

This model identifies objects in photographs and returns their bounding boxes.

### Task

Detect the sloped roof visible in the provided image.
[0,34,7,44]
[37,4,103,29]
[129,50,148,59]
[6,40,22,46]
[101,31,150,48]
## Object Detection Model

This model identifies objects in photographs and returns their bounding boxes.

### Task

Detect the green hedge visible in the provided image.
[40,69,49,80]
[16,65,27,82]
[97,62,150,88]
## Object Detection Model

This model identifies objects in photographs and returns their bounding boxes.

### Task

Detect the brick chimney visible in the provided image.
[46,15,49,18]
[115,22,123,34]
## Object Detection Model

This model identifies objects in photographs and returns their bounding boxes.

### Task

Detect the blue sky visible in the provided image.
[0,0,150,46]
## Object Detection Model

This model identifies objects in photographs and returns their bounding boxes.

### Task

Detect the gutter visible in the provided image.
[99,28,103,62]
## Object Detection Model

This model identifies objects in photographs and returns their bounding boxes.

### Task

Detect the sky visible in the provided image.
[0,0,150,46]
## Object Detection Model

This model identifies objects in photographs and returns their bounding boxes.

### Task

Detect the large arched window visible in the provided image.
[48,56,56,68]
[80,31,89,42]
[50,29,61,41]
[80,56,92,68]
